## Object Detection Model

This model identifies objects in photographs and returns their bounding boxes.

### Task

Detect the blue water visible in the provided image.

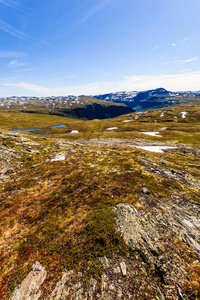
[11,124,66,133]
[11,128,42,132]
[50,124,66,128]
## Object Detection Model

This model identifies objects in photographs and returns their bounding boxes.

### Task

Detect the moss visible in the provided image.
[82,261,103,281]
[3,178,37,192]
[85,208,128,257]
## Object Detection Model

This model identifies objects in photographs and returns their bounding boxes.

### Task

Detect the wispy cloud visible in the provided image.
[3,82,51,93]
[163,57,198,66]
[172,43,176,47]
[0,20,32,41]
[0,0,26,11]
[175,57,198,64]
[0,20,53,47]
[0,50,26,58]
[2,71,200,96]
[8,59,27,67]
[183,57,198,63]
[121,72,200,92]
[76,0,114,26]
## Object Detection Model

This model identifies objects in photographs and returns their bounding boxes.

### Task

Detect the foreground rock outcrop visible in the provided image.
[10,262,47,300]
[9,198,200,300]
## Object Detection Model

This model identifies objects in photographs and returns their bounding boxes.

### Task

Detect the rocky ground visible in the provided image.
[0,117,200,299]
[9,196,200,300]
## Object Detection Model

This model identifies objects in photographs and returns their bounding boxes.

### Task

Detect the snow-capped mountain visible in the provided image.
[94,88,200,111]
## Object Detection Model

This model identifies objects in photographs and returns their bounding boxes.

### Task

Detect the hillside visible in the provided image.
[94,88,200,111]
[0,102,200,299]
[0,96,133,120]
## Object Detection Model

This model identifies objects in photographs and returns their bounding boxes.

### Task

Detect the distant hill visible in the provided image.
[0,96,133,120]
[94,88,200,110]
[1,89,200,119]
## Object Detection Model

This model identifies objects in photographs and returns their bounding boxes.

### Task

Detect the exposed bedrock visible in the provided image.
[10,198,200,300]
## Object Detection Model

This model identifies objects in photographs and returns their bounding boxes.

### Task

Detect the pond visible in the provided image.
[11,124,66,133]
[50,125,66,128]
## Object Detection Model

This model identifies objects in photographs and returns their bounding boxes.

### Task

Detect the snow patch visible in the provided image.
[106,127,118,130]
[135,146,176,153]
[121,120,132,123]
[181,112,188,118]
[70,130,79,134]
[141,132,161,137]
[51,153,65,162]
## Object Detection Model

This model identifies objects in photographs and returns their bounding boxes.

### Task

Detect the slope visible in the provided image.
[0,103,200,299]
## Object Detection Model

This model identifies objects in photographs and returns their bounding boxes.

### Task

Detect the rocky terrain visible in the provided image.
[0,103,200,299]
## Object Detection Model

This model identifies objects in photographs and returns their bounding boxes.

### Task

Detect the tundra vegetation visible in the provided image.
[0,102,200,299]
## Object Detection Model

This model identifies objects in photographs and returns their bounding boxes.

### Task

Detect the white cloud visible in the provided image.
[182,57,198,63]
[3,82,52,93]
[8,59,27,67]
[2,71,200,96]
[172,44,176,47]
[67,71,200,93]
[119,72,200,92]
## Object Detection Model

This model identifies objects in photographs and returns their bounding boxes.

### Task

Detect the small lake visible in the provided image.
[11,124,66,133]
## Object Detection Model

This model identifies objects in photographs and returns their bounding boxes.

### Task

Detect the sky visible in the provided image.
[0,0,200,96]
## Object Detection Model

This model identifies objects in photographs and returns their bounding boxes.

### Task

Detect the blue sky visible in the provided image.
[0,0,200,96]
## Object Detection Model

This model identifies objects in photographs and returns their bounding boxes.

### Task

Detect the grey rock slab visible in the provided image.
[10,261,47,300]
[114,201,200,253]
[119,262,127,276]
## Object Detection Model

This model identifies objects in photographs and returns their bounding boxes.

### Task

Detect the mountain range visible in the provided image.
[1,88,200,120]
[94,88,200,111]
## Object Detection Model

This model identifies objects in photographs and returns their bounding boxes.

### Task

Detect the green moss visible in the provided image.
[85,208,128,257]
[3,178,37,192]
